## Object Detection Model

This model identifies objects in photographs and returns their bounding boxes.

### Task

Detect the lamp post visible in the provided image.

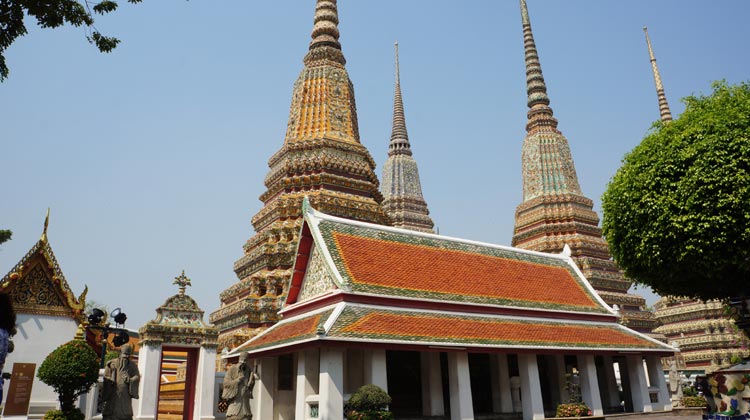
[86,307,130,368]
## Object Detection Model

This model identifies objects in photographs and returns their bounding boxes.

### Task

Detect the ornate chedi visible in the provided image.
[210,0,390,350]
[654,298,748,373]
[1,210,87,323]
[643,28,748,373]
[380,42,434,233]
[511,0,658,335]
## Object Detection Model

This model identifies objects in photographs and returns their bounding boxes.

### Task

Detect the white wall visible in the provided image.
[2,314,79,411]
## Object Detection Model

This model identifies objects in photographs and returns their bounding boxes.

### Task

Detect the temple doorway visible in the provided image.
[386,350,423,417]
[469,353,493,415]
[156,347,199,420]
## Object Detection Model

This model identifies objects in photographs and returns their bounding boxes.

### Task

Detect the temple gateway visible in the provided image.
[227,200,674,420]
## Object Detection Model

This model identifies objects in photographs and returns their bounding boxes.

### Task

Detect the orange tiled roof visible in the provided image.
[329,306,662,349]
[237,309,332,352]
[238,303,669,354]
[315,218,608,314]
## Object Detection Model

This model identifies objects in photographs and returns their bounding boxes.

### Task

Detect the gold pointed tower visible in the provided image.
[643,27,673,122]
[380,42,435,233]
[211,0,390,349]
[512,0,658,335]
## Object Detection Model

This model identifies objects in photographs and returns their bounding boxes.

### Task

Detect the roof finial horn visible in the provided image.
[41,207,50,243]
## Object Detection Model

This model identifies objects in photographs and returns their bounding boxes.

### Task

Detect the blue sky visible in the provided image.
[2,1,749,328]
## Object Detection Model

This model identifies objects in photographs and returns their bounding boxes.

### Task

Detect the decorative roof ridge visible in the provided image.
[304,197,576,264]
[388,41,412,157]
[643,26,673,122]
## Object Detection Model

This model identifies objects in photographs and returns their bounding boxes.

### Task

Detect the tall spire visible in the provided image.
[381,42,434,233]
[517,0,581,201]
[388,42,411,157]
[643,26,673,122]
[520,0,557,134]
[513,0,658,337]
[212,0,389,349]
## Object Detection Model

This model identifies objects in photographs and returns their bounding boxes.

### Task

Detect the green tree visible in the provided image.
[0,0,143,81]
[37,339,100,415]
[0,230,11,244]
[602,81,750,301]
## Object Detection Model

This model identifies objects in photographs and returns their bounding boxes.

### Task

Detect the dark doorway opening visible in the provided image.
[469,353,493,415]
[386,350,423,417]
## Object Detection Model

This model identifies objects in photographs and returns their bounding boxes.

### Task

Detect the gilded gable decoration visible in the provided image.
[1,210,86,322]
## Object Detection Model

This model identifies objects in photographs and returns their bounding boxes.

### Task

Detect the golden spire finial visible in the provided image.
[41,207,50,243]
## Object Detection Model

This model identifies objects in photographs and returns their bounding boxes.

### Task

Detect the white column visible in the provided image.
[319,348,345,420]
[577,355,603,416]
[552,355,569,405]
[135,342,162,420]
[447,352,473,420]
[601,356,621,408]
[626,355,652,412]
[296,350,319,420]
[256,357,276,420]
[518,354,545,420]
[646,355,670,411]
[496,354,514,413]
[420,352,444,416]
[193,346,217,420]
[363,349,388,392]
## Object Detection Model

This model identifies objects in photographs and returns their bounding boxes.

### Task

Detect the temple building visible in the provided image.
[210,0,391,350]
[1,212,88,417]
[642,27,749,373]
[510,0,658,336]
[228,200,674,420]
[380,42,435,233]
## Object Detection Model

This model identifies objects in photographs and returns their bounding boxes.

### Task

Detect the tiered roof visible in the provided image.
[231,201,673,357]
[211,0,390,349]
[380,42,434,233]
[511,0,658,335]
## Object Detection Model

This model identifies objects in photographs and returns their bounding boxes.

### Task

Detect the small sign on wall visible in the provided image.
[2,363,36,417]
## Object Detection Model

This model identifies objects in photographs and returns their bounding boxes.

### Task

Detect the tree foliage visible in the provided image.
[0,0,143,81]
[0,230,11,245]
[37,339,100,414]
[602,81,750,300]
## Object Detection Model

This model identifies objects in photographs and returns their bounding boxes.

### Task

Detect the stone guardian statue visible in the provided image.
[223,352,259,420]
[102,344,141,420]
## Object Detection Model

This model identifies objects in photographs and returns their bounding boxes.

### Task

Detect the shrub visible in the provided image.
[556,402,592,417]
[43,409,85,420]
[37,340,99,413]
[682,395,708,408]
[346,385,392,420]
[683,385,698,397]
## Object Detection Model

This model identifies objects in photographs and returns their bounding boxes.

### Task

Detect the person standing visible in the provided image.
[0,292,17,402]
[102,344,140,420]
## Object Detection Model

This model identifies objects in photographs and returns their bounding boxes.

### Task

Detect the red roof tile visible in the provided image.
[332,232,600,310]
